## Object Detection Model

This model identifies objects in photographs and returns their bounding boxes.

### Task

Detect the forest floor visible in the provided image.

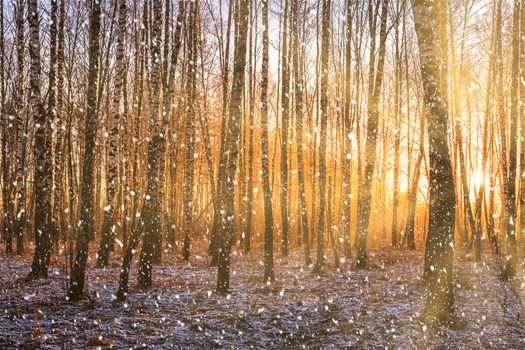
[1,242,525,349]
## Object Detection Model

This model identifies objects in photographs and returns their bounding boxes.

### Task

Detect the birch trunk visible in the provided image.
[137,0,165,289]
[97,0,127,267]
[14,0,25,255]
[68,0,102,299]
[182,1,197,261]
[27,0,51,281]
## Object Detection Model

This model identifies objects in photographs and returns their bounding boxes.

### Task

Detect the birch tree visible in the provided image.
[182,0,198,262]
[27,0,51,281]
[68,0,102,300]
[97,0,127,268]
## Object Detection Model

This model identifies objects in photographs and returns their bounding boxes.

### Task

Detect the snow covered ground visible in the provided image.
[1,243,524,349]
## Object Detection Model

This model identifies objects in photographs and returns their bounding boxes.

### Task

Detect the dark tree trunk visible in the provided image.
[216,0,250,295]
[48,0,59,249]
[0,0,7,256]
[137,0,165,289]
[244,0,256,254]
[53,0,67,253]
[209,0,234,266]
[68,0,102,300]
[356,0,388,268]
[455,120,476,250]
[27,0,51,281]
[293,0,311,266]
[261,0,274,283]
[313,0,331,274]
[280,0,290,257]
[405,145,423,250]
[182,1,198,262]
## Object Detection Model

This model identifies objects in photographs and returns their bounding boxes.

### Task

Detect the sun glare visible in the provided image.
[471,169,488,192]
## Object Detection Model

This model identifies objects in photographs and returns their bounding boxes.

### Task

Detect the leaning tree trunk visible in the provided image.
[68,0,102,300]
[405,100,425,250]
[413,0,456,319]
[97,0,127,268]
